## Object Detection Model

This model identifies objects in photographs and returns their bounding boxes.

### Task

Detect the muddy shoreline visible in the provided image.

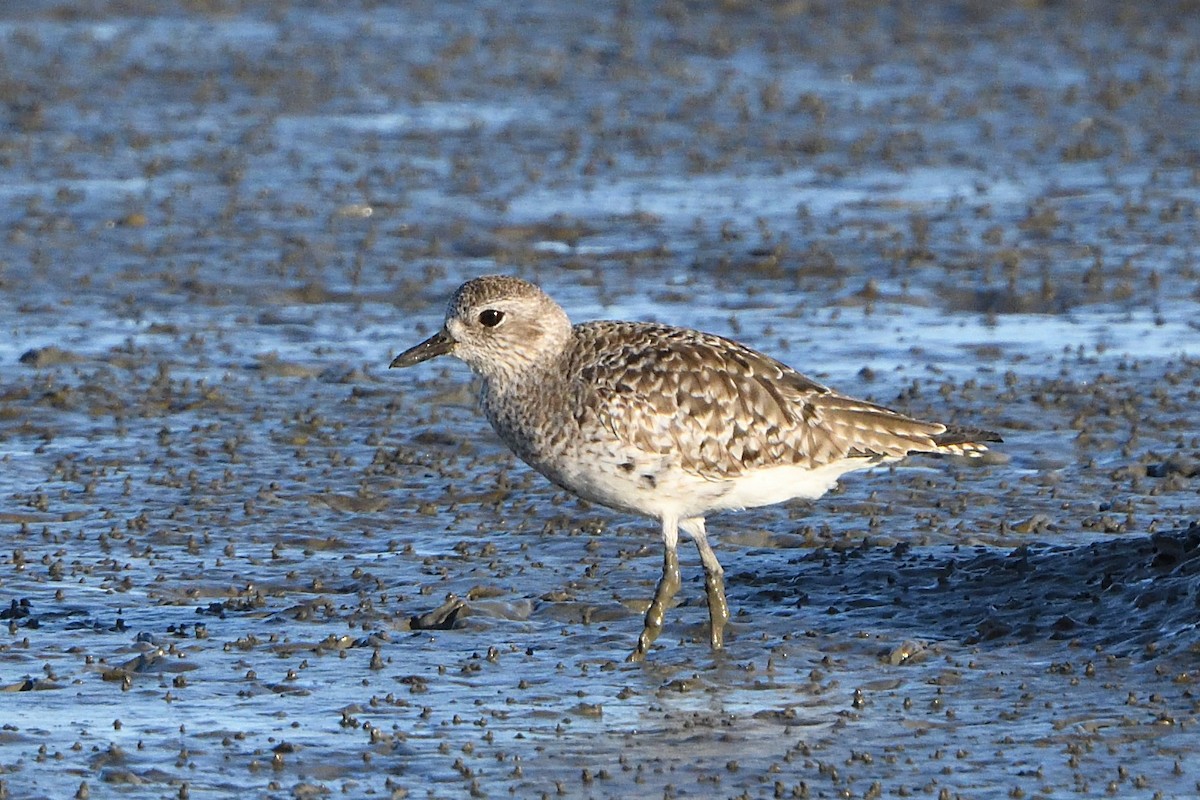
[2,1,1199,798]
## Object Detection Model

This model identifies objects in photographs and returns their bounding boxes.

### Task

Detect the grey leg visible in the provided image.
[683,517,728,651]
[629,517,681,662]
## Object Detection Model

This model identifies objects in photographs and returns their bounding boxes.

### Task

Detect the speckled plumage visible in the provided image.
[391,275,1001,660]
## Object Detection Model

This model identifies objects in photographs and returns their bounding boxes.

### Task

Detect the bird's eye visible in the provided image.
[478,309,505,328]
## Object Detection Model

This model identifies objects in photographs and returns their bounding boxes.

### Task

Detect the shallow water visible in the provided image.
[1,1,1199,798]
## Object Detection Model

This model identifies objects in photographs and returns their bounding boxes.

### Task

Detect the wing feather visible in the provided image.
[566,321,989,479]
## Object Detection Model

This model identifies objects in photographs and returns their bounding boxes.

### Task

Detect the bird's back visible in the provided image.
[563,321,994,481]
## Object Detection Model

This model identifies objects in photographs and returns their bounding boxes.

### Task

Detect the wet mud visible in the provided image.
[1,1,1199,798]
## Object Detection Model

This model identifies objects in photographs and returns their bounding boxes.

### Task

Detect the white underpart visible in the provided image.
[551,450,896,523]
[707,458,898,513]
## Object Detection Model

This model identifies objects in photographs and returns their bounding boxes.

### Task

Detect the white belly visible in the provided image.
[543,452,892,521]
[708,458,894,512]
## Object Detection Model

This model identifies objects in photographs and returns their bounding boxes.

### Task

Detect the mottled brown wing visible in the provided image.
[567,322,958,479]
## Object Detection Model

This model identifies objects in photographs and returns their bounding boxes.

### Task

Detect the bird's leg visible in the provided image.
[684,518,728,651]
[629,517,681,662]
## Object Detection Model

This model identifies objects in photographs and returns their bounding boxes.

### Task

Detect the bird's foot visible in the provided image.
[704,571,729,651]
[627,549,682,662]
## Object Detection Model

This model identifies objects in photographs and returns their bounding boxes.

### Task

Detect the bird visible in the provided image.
[390,275,1001,661]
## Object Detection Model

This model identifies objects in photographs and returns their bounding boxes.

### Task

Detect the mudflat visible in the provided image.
[1,2,1198,798]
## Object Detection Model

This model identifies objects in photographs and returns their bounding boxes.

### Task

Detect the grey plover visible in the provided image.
[391,275,1001,661]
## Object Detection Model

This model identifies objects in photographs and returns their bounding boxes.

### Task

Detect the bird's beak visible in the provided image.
[390,328,455,368]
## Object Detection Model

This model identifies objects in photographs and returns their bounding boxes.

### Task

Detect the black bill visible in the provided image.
[389,328,455,368]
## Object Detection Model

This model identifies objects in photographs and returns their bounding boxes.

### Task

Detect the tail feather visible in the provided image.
[930,426,1003,457]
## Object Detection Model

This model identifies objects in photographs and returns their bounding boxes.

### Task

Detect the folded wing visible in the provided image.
[569,322,997,479]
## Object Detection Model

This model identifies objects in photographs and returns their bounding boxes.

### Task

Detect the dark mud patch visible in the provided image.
[740,521,1200,658]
